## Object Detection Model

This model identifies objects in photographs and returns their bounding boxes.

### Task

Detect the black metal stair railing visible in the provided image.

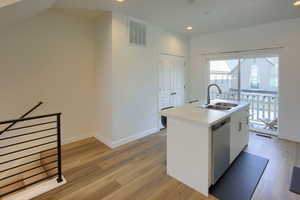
[0,113,63,198]
[0,102,43,136]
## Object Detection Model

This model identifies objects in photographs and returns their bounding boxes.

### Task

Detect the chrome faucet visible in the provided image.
[207,84,222,105]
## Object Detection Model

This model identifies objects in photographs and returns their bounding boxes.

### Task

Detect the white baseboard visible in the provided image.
[3,176,67,200]
[62,132,94,145]
[95,127,160,149]
[111,127,160,148]
[95,134,113,149]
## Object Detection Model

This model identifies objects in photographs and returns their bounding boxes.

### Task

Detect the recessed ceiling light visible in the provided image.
[116,0,125,2]
[186,26,193,30]
[294,0,300,6]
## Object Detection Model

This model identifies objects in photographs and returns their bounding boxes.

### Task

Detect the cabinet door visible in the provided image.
[230,112,241,163]
[230,110,246,163]
[241,108,250,147]
[230,107,250,163]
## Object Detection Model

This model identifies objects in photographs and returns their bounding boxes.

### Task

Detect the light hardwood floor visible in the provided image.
[33,131,300,200]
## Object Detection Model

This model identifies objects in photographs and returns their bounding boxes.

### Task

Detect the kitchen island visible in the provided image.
[161,100,250,196]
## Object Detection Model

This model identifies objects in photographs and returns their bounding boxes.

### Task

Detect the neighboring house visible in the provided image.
[210,57,279,93]
[240,57,278,92]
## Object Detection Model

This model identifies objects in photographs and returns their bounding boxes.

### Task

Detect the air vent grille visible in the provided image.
[129,20,146,46]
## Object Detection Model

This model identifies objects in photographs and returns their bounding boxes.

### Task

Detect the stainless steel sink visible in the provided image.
[200,102,238,111]
[205,105,231,111]
[214,102,238,108]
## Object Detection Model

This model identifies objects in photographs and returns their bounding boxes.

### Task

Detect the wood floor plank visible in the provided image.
[99,139,164,171]
[61,179,121,200]
[162,183,196,200]
[32,131,300,200]
[102,164,166,200]
[145,178,181,200]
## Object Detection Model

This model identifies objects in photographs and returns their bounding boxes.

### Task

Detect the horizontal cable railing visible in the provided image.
[0,167,58,189]
[0,127,57,141]
[0,152,57,174]
[0,160,58,182]
[0,102,43,136]
[0,113,63,198]
[5,121,56,132]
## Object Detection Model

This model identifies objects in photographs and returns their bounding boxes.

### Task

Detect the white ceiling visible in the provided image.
[54,0,300,35]
[0,0,56,27]
[0,0,299,35]
[0,0,23,8]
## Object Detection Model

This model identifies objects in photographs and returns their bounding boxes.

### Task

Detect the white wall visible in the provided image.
[111,13,189,144]
[0,9,188,148]
[190,18,300,142]
[0,10,97,144]
[95,12,113,146]
[94,12,189,147]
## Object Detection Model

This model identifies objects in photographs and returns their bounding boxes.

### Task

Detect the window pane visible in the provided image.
[209,59,239,101]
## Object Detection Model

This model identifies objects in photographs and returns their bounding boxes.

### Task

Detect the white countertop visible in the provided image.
[161,100,249,127]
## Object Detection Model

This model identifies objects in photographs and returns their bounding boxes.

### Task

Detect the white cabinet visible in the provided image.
[229,106,250,163]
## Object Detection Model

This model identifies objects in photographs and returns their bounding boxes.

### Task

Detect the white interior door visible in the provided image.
[159,54,185,110]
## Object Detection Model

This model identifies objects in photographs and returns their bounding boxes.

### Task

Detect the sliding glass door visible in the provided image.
[209,59,239,101]
[208,56,279,135]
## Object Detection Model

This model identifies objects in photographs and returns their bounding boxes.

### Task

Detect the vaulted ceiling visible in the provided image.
[0,0,56,27]
[54,0,300,35]
[1,0,300,36]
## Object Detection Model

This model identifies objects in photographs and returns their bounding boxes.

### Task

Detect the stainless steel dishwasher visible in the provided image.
[211,118,231,185]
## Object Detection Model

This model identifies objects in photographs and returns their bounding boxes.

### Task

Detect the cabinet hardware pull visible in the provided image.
[239,122,242,132]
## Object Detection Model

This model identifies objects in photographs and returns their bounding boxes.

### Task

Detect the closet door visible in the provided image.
[159,54,185,110]
[172,56,186,107]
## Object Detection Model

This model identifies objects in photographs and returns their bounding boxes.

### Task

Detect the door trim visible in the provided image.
[157,53,186,128]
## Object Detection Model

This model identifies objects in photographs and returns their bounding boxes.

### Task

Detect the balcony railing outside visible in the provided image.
[211,92,278,122]
[211,90,278,131]
[209,57,279,134]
